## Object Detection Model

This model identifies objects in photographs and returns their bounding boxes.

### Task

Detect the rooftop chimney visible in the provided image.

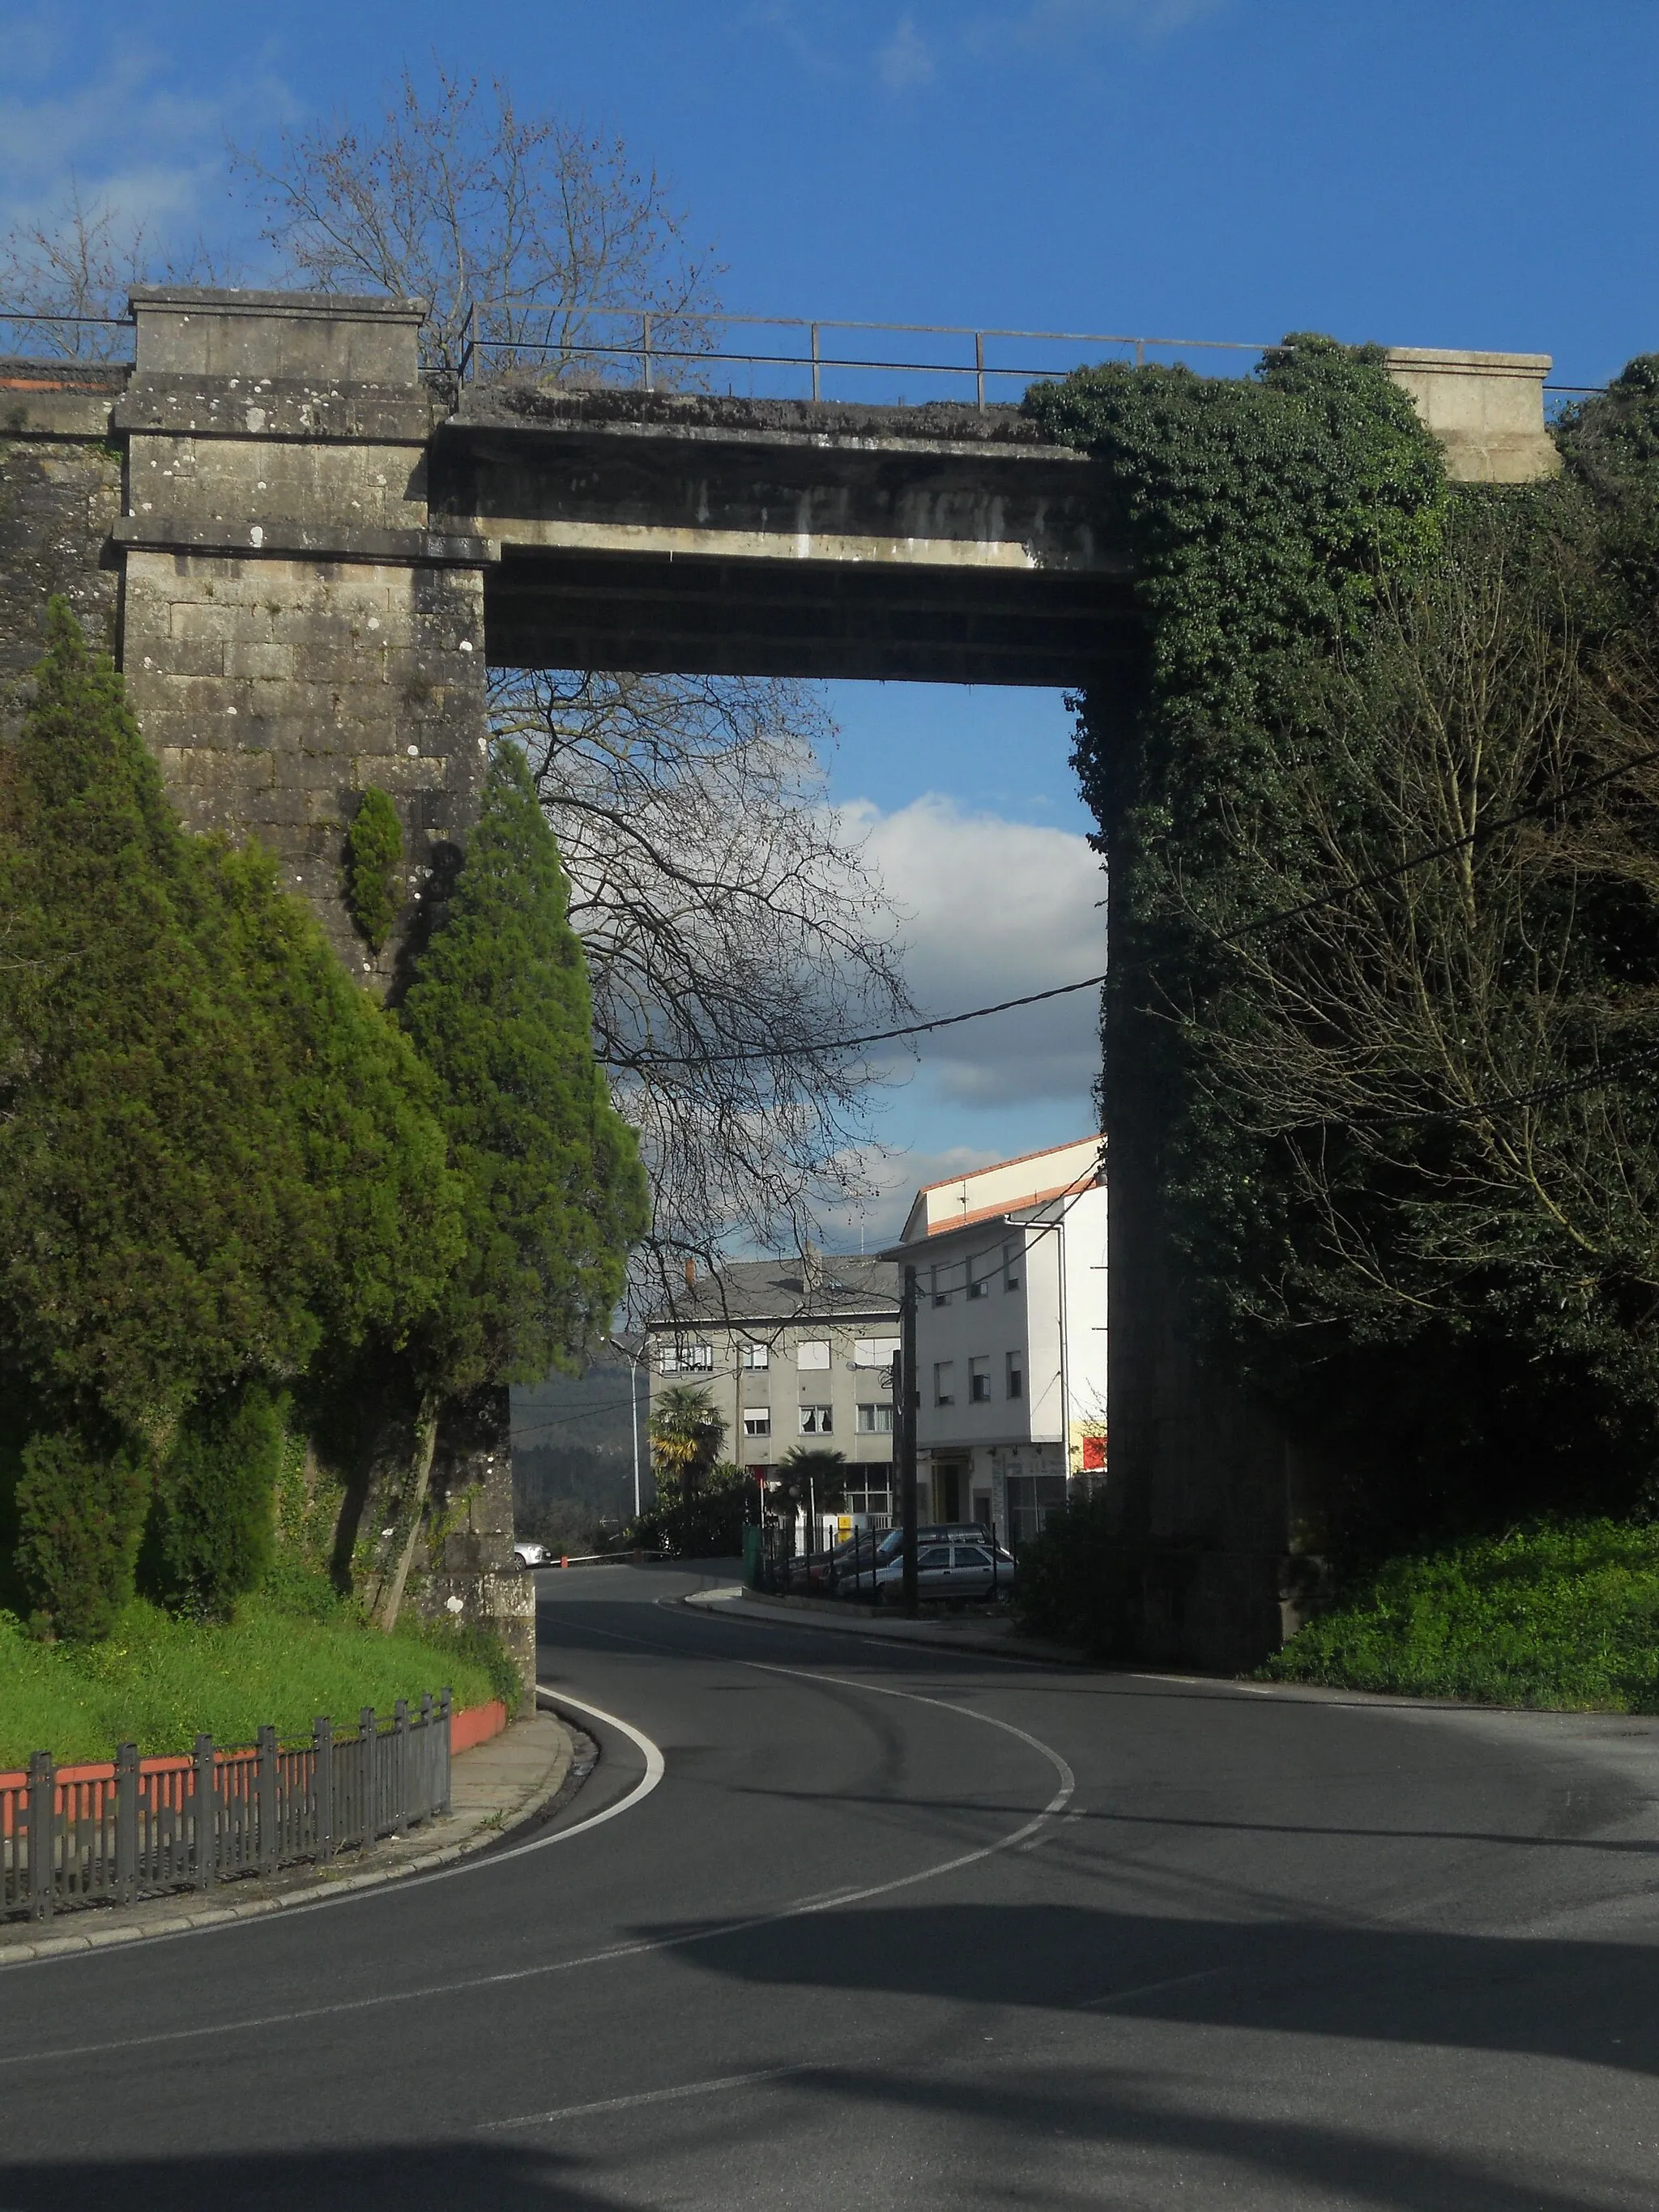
[684,1258,696,1290]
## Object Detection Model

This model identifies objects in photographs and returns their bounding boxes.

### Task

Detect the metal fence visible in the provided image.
[0,302,1602,416]
[1,1691,453,1924]
[454,306,1283,407]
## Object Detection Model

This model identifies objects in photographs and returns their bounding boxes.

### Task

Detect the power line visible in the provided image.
[608,746,1659,1072]
[1214,741,1659,950]
[1338,1038,1659,1132]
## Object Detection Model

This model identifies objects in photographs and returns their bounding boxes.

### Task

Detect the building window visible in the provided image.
[854,1336,900,1368]
[742,1408,771,1436]
[933,1361,955,1408]
[1006,1353,1024,1400]
[796,1339,831,1370]
[740,1342,770,1370]
[968,1269,989,1300]
[799,1404,834,1434]
[932,1266,951,1308]
[970,1356,991,1403]
[1004,1240,1021,1291]
[658,1340,713,1375]
[857,1403,894,1434]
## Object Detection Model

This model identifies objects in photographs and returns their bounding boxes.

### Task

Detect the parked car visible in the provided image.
[512,1539,550,1571]
[788,1526,888,1592]
[867,1541,1015,1605]
[828,1523,994,1596]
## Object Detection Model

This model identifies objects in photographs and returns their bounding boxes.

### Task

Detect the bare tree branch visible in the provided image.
[0,183,225,356]
[233,65,723,381]
[493,667,913,1311]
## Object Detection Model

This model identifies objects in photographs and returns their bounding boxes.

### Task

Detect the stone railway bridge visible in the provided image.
[0,288,1561,1673]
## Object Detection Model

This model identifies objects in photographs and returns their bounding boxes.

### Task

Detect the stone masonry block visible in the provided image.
[169,599,275,645]
[271,745,349,791]
[131,637,226,680]
[155,744,276,793]
[352,753,445,795]
[224,641,295,681]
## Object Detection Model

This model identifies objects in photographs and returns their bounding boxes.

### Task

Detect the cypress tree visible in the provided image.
[400,742,648,1396]
[344,786,404,954]
[369,745,648,1628]
[0,603,463,1634]
[0,601,325,1440]
[142,1380,287,1620]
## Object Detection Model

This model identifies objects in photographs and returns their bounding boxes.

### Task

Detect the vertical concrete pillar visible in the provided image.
[110,288,497,983]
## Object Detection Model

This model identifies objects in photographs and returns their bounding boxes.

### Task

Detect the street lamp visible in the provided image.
[609,1334,648,1520]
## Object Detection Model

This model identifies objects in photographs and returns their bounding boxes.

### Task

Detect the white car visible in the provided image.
[868,1541,1014,1603]
[512,1540,551,1571]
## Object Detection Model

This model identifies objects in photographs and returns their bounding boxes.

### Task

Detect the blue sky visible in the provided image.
[6,0,1657,1238]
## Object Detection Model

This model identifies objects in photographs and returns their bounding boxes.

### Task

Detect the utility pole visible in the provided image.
[900,1264,919,1617]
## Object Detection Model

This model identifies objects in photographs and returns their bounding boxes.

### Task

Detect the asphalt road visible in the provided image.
[3,1562,1658,2210]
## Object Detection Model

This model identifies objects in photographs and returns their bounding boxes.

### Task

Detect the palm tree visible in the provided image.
[649,1385,727,1504]
[777,1446,849,1513]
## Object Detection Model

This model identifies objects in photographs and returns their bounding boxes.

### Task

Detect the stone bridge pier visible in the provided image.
[0,285,1562,1678]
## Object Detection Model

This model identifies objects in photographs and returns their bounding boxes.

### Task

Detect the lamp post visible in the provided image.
[610,1334,647,1521]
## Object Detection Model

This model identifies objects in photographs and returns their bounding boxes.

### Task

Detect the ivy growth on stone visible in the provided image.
[1026,340,1659,1537]
[344,785,404,955]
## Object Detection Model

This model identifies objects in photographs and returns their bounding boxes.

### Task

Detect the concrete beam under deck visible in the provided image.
[434,389,1137,685]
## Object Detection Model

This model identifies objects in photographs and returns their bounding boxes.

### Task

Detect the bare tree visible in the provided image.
[0,185,222,357]
[1163,505,1659,1350]
[493,666,911,1310]
[234,64,722,381]
[238,70,911,1289]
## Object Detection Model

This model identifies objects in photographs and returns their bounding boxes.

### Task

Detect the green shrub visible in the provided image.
[625,1465,750,1558]
[143,1381,286,1619]
[1264,1519,1659,1711]
[15,1427,151,1642]
[344,786,403,954]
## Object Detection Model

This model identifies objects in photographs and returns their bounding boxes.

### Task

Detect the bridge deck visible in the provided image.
[435,387,1137,684]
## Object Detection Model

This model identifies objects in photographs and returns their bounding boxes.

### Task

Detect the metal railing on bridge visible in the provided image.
[1,1692,453,1924]
[0,302,1602,415]
[453,305,1282,407]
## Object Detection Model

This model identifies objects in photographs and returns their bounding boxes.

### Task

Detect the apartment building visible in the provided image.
[885,1136,1106,1546]
[645,1255,901,1516]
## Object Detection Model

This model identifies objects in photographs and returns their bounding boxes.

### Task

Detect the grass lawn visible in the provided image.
[0,1572,508,1768]
[1263,1518,1659,1711]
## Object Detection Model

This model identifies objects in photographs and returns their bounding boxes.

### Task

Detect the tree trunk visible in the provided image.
[371,1395,440,1634]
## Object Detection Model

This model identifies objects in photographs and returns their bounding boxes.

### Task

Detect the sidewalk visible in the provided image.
[0,1708,580,1969]
[685,1583,1090,1668]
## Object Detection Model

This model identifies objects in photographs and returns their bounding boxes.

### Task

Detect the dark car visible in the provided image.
[829,1522,994,1596]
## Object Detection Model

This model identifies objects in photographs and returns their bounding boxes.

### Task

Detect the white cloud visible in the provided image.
[876,15,937,91]
[817,1141,1006,1250]
[965,0,1229,54]
[0,35,289,241]
[848,792,1105,1109]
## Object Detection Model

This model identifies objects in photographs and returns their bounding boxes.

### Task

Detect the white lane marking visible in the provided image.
[482,2064,807,2131]
[1078,1967,1225,2010]
[480,1690,665,1865]
[1,1636,1077,2069]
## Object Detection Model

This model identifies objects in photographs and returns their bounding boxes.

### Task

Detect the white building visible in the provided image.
[885,1136,1107,1546]
[645,1255,900,1519]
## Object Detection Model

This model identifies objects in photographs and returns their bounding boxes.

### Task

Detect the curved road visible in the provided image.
[2,1563,1657,2208]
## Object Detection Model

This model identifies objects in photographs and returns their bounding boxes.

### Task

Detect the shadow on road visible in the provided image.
[631,1900,1659,2077]
[0,2065,1641,2212]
